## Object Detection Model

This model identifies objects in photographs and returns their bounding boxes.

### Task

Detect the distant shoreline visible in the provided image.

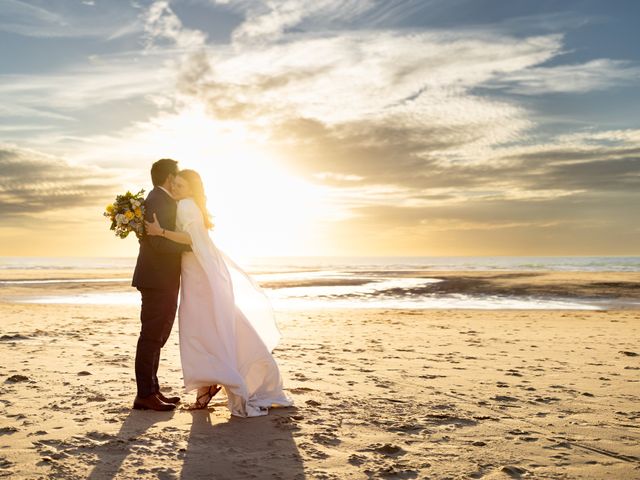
[1,268,638,311]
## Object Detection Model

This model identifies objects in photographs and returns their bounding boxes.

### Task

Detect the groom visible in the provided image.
[131,159,190,411]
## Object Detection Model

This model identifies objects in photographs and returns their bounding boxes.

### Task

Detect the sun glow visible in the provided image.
[128,105,330,259]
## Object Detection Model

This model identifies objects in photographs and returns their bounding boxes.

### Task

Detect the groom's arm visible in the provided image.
[145,196,191,254]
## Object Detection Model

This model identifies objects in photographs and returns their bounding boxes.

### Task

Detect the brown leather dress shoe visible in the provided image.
[157,392,180,404]
[133,393,176,411]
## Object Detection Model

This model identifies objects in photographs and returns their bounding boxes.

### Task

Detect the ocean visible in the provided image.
[1,256,639,310]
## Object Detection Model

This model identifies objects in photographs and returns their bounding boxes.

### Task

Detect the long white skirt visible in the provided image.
[178,251,293,417]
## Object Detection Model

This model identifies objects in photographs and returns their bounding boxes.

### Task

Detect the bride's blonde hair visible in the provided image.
[178,169,214,230]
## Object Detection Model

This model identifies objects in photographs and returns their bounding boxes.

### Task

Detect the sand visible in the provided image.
[0,273,639,479]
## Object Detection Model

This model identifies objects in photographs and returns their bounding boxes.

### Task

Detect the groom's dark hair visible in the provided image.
[151,159,179,186]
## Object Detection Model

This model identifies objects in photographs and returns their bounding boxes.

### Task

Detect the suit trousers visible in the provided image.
[135,287,179,397]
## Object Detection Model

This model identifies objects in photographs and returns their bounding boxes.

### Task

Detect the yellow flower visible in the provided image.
[106,204,115,213]
[125,210,134,220]
[134,207,142,218]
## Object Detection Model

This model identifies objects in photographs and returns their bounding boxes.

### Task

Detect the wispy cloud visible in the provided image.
[1,0,639,254]
[492,58,640,94]
[176,30,560,152]
[0,144,118,218]
[0,62,170,113]
[0,0,141,38]
[0,0,67,36]
[217,0,376,43]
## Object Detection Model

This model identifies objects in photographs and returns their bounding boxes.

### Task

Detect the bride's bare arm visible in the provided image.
[146,213,192,245]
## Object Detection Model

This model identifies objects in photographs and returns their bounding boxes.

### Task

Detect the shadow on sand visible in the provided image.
[85,409,175,480]
[179,404,305,479]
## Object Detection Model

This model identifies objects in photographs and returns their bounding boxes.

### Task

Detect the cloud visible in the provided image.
[143,0,207,49]
[164,13,640,245]
[0,1,216,146]
[295,125,640,197]
[0,0,142,38]
[3,0,638,254]
[173,30,561,184]
[0,0,67,36]
[0,50,179,147]
[181,30,560,123]
[220,0,376,43]
[492,59,640,94]
[0,58,171,113]
[348,187,638,230]
[0,144,118,218]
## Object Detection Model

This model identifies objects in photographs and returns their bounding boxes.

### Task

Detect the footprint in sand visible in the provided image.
[534,396,560,404]
[501,465,529,478]
[0,457,14,477]
[289,387,315,394]
[348,453,367,465]
[312,431,341,446]
[364,463,418,479]
[0,334,30,341]
[365,443,407,456]
[298,441,329,459]
[492,395,519,403]
[425,413,477,428]
[619,351,638,357]
[271,416,300,432]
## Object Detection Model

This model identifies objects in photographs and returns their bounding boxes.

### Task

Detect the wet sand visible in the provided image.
[0,271,639,478]
[2,270,640,308]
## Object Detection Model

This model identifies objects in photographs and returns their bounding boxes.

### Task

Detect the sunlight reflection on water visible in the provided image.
[15,289,602,310]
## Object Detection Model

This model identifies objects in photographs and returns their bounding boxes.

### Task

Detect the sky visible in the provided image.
[0,0,639,258]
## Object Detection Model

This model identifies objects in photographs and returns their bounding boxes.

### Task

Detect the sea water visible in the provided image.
[1,256,638,309]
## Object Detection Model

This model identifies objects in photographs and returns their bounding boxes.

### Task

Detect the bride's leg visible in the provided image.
[195,385,209,398]
[188,384,221,409]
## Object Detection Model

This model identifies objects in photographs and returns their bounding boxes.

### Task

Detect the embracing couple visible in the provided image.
[131,159,293,417]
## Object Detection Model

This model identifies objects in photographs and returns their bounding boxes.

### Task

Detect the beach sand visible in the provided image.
[1,272,639,479]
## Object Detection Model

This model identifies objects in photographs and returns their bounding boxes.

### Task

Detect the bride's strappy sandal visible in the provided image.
[185,384,222,410]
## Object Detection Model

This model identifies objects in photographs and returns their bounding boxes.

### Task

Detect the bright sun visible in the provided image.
[119,105,330,259]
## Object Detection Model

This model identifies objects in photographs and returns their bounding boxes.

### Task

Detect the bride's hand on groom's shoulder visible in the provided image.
[145,213,163,236]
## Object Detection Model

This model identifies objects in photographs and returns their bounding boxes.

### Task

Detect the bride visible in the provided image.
[145,169,294,417]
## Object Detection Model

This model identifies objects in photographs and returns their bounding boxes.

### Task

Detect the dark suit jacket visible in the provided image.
[132,187,190,291]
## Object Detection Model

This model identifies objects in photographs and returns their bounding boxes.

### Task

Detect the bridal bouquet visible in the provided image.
[104,189,146,239]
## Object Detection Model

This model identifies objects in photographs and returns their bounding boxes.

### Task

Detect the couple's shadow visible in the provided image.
[180,403,304,479]
[85,409,174,480]
[85,403,304,480]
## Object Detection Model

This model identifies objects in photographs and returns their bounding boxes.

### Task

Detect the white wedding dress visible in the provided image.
[176,198,294,417]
